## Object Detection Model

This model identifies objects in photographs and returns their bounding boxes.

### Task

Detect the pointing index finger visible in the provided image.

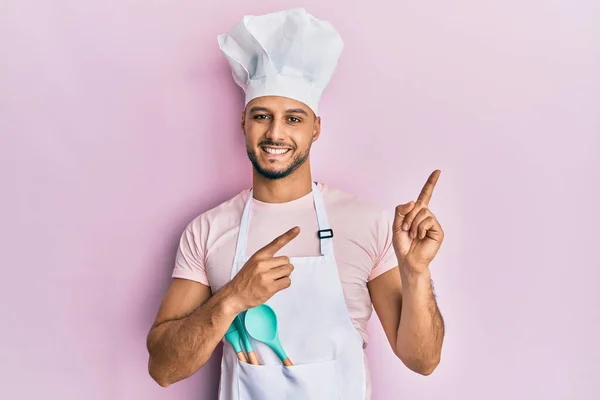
[256,227,300,258]
[416,169,441,206]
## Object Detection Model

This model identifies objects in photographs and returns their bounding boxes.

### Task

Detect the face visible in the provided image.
[242,96,320,180]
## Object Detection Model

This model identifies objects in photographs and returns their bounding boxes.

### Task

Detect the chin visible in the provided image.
[247,147,309,180]
[256,166,293,180]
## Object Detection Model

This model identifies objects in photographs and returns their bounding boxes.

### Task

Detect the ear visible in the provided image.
[312,116,321,142]
[240,110,246,135]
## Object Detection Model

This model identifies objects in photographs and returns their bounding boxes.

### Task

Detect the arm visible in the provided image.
[368,267,444,375]
[146,278,239,387]
[147,226,300,387]
[368,266,444,375]
[371,169,445,374]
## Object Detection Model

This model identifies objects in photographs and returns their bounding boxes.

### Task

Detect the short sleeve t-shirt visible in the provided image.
[172,182,398,396]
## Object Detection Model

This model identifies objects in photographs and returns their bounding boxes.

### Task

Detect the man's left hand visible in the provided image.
[393,169,445,274]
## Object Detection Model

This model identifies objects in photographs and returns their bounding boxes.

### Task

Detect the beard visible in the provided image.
[246,142,311,180]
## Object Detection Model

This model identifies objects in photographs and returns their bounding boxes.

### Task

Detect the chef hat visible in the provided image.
[217,8,344,115]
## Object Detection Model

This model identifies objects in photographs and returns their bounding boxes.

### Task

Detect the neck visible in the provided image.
[251,164,313,203]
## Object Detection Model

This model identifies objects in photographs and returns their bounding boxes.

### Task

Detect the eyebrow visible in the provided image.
[249,106,309,116]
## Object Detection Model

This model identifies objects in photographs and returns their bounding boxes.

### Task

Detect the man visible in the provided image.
[147,8,445,400]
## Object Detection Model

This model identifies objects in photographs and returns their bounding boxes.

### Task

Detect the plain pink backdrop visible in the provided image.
[2,1,599,399]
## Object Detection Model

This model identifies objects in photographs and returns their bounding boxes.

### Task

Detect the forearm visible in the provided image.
[147,285,240,386]
[396,266,444,375]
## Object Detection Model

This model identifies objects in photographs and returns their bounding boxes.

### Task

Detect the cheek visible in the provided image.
[295,133,314,150]
[289,128,312,145]
[244,126,261,145]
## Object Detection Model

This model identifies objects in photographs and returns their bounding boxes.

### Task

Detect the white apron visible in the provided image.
[217,182,367,400]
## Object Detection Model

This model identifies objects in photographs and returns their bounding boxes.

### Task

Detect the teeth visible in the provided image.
[264,147,289,155]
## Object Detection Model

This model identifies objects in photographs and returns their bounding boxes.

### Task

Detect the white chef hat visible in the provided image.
[217,8,344,115]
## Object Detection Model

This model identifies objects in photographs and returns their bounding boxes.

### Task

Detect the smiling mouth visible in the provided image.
[261,146,291,156]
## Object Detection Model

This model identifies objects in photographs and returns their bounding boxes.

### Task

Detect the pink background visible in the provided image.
[2,1,599,399]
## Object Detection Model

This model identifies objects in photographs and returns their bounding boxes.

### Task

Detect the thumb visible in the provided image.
[393,201,415,227]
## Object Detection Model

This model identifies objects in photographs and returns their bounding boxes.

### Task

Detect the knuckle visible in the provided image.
[276,277,290,289]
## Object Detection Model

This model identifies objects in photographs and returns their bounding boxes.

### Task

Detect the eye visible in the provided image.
[253,114,270,120]
[287,116,301,123]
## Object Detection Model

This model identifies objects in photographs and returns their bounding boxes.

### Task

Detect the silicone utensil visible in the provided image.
[225,323,248,363]
[234,314,260,365]
[244,304,293,366]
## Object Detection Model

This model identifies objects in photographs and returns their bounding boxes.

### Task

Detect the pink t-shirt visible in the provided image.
[172,182,398,396]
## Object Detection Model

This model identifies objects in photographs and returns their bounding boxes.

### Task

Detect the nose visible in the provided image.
[264,118,286,142]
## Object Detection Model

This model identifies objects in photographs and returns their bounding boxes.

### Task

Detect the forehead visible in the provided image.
[246,96,311,114]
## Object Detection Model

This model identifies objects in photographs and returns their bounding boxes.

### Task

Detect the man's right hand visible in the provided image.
[227,226,300,312]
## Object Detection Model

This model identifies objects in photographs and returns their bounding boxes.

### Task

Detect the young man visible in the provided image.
[147,8,445,400]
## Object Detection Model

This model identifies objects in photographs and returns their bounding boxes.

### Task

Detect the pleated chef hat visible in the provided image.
[217,8,344,115]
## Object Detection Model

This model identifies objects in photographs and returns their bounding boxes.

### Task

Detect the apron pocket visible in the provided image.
[237,359,339,400]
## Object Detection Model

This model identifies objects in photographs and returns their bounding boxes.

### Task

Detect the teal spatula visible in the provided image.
[244,304,293,366]
[225,322,248,363]
[234,314,260,365]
